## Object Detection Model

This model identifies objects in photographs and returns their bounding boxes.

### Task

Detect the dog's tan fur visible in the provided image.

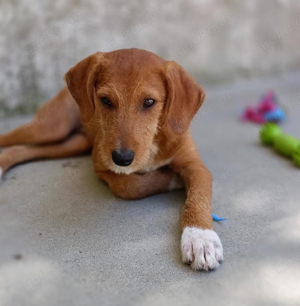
[0,48,223,270]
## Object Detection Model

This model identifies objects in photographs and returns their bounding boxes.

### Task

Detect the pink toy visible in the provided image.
[240,91,285,124]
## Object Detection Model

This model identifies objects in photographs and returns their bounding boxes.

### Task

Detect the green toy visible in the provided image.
[260,123,300,167]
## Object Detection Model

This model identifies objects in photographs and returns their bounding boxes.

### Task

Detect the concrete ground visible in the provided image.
[1,73,300,306]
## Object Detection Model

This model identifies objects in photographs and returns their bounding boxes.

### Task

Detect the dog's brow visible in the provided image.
[95,86,122,101]
[132,82,143,98]
[97,85,161,101]
[134,86,161,100]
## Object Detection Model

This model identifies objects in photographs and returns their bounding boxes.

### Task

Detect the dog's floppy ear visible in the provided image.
[65,52,105,123]
[163,61,206,135]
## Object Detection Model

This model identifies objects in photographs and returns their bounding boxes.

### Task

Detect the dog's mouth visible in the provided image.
[107,163,136,175]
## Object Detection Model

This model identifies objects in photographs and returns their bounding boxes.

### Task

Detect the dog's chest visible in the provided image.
[138,143,173,173]
[140,157,172,173]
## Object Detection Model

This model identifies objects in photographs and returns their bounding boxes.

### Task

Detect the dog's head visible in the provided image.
[65,48,205,174]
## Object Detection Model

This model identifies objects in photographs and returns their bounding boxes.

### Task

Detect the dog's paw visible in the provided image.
[181,227,223,271]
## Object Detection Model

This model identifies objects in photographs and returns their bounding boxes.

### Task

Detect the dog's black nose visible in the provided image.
[112,149,134,167]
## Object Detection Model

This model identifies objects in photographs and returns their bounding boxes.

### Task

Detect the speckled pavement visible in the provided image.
[1,73,300,306]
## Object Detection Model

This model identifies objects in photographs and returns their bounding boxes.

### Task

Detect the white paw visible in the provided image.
[0,167,2,181]
[181,227,223,271]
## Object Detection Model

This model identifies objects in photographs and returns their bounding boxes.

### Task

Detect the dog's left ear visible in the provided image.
[64,52,105,123]
[163,61,206,135]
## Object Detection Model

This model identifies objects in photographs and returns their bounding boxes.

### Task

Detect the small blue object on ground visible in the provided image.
[212,214,227,221]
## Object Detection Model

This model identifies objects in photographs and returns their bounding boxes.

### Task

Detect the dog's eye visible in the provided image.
[143,98,155,108]
[100,97,111,107]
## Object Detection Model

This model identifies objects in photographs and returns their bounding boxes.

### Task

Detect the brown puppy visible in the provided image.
[0,48,223,270]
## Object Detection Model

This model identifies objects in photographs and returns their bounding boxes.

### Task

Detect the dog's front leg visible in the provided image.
[97,168,183,200]
[171,142,224,271]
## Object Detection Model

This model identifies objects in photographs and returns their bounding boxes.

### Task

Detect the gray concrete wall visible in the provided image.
[1,0,300,116]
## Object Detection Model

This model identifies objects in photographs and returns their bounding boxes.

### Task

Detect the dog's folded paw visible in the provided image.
[181,227,223,271]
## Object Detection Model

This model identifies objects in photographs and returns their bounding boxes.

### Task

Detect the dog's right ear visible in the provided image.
[65,52,105,123]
